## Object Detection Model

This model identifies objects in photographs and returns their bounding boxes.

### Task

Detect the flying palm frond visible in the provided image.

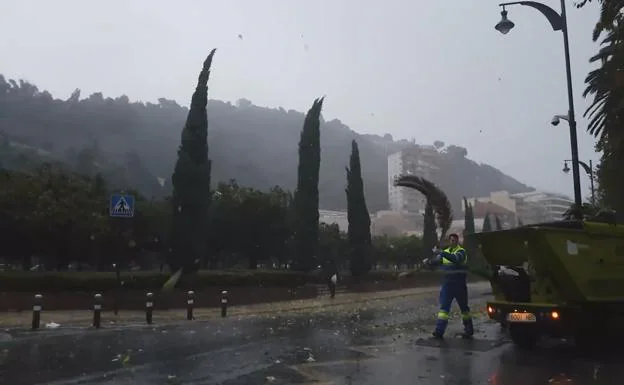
[393,175,453,239]
[162,268,184,292]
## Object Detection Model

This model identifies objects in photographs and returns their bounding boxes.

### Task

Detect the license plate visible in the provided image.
[506,312,536,322]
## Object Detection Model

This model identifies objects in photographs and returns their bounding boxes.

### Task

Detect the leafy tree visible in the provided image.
[482,213,492,232]
[205,180,291,269]
[319,223,346,272]
[292,97,324,272]
[422,202,438,258]
[170,50,216,272]
[563,202,602,220]
[346,140,372,277]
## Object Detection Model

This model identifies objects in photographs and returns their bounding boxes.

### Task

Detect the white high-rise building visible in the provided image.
[511,191,573,223]
[388,145,440,214]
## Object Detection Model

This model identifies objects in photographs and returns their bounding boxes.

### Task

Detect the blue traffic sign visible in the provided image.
[110,194,135,218]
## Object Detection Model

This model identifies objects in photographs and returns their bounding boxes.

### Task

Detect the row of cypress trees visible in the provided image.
[168,51,373,277]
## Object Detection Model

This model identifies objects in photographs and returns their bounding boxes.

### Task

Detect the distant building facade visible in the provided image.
[511,191,573,223]
[463,190,573,226]
[387,145,441,214]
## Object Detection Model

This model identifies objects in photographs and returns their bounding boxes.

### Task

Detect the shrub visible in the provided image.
[0,269,487,292]
[0,270,316,292]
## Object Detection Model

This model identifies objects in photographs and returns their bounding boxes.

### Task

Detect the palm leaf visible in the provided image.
[162,268,184,292]
[393,175,453,239]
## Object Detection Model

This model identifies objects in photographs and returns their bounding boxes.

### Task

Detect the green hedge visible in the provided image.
[0,270,317,292]
[0,269,483,292]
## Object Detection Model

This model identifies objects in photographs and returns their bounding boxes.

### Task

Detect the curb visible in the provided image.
[0,282,492,332]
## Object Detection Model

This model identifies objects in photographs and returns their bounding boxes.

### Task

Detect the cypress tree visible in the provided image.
[169,49,216,272]
[462,197,477,264]
[346,140,372,277]
[422,202,438,257]
[482,213,492,232]
[494,215,504,231]
[292,97,324,271]
[463,197,476,235]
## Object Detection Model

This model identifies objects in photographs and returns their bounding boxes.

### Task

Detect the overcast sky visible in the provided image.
[0,0,602,199]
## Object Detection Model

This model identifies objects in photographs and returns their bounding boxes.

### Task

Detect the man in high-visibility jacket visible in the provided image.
[423,233,474,339]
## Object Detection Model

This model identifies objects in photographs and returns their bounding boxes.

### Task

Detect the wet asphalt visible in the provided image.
[1,290,623,385]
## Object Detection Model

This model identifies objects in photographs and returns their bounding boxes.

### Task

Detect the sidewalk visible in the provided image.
[0,282,491,329]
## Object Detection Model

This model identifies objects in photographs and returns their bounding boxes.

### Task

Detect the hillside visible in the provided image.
[0,75,533,212]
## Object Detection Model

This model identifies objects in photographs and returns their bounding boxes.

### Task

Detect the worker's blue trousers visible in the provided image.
[434,277,474,336]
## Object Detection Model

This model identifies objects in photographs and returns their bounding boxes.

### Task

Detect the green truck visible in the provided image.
[471,218,624,349]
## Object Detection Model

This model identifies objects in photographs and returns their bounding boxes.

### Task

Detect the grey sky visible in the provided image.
[0,1,601,199]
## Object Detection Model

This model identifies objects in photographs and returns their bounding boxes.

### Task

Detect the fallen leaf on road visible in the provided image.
[45,322,60,329]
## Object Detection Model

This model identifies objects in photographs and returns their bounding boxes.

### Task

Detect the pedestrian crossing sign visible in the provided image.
[110,194,135,218]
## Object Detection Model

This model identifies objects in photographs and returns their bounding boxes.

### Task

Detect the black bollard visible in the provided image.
[145,292,154,325]
[32,294,43,330]
[93,293,102,329]
[220,290,228,317]
[186,291,195,321]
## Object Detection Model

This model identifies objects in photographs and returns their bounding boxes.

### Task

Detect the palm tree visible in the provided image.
[581,1,624,147]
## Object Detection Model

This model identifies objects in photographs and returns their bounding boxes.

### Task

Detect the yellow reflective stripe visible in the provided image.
[441,246,467,265]
[461,311,472,320]
[437,311,450,320]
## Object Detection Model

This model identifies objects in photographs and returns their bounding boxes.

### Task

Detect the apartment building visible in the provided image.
[511,191,573,223]
[388,145,441,214]
[463,190,573,225]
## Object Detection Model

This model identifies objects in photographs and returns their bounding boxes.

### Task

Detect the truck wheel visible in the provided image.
[509,324,539,349]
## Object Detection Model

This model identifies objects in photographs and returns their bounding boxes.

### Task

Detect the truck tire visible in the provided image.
[509,324,539,349]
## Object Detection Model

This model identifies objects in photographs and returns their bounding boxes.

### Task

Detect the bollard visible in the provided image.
[93,293,102,329]
[186,291,195,320]
[32,294,43,330]
[220,290,228,317]
[145,292,154,325]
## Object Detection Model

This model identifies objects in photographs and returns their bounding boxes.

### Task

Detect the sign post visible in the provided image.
[109,194,135,316]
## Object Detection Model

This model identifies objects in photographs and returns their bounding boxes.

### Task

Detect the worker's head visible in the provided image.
[449,233,459,247]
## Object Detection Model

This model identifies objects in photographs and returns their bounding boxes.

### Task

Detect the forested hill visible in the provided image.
[0,75,533,212]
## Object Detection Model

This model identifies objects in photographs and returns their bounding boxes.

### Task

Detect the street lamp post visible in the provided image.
[495,1,583,218]
[563,159,595,206]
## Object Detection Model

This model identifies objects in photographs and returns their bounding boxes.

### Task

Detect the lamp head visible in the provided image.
[562,161,571,174]
[495,9,515,35]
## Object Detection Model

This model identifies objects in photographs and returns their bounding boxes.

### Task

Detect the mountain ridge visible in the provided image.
[0,75,534,213]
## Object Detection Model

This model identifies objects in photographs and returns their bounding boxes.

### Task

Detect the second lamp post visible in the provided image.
[495,1,583,218]
[563,159,595,207]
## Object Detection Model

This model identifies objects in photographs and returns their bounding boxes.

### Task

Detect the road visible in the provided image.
[1,285,622,385]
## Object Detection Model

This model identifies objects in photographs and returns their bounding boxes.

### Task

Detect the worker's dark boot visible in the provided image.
[462,316,474,338]
[431,332,444,340]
